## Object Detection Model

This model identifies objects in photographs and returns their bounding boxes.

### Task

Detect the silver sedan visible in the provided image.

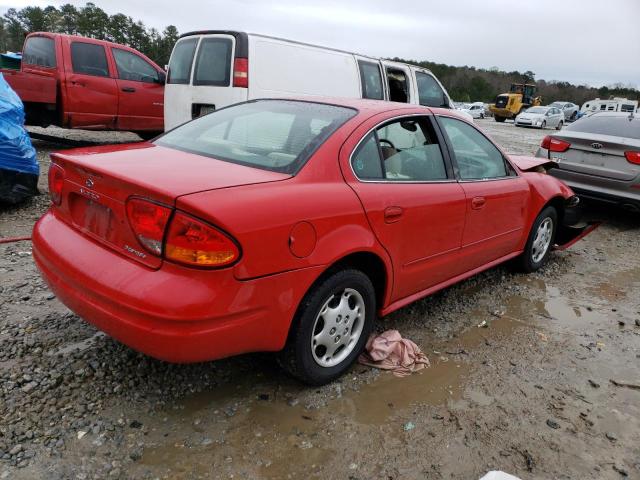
[515,106,564,129]
[535,112,640,211]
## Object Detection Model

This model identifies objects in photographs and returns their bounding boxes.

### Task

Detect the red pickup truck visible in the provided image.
[1,32,165,137]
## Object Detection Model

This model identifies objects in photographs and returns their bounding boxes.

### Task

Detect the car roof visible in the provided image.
[589,111,638,118]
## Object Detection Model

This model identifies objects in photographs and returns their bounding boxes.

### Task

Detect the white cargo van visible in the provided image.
[164,31,460,130]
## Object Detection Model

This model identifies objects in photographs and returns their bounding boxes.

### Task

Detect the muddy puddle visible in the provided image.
[137,314,527,478]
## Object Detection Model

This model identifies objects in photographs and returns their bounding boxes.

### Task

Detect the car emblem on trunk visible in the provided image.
[85,178,94,188]
[591,142,603,149]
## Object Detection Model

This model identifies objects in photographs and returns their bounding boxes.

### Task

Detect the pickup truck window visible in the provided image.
[113,49,158,83]
[23,37,56,68]
[193,38,232,86]
[71,42,110,77]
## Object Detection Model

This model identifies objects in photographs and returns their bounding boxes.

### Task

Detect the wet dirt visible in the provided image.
[2,121,640,479]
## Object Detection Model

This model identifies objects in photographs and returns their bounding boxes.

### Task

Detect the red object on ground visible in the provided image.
[0,236,31,244]
[1,32,164,133]
[32,98,586,364]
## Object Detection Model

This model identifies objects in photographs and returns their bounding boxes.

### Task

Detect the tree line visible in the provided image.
[0,2,178,66]
[1,2,637,106]
[396,57,640,106]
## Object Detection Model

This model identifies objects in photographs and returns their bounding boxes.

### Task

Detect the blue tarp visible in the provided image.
[0,72,38,175]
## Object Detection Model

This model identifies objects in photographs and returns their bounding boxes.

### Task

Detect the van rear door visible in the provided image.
[164,33,248,131]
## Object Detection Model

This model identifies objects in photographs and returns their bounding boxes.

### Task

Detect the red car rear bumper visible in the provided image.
[32,211,323,363]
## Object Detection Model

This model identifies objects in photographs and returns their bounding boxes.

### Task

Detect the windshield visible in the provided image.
[566,115,640,140]
[526,107,548,114]
[155,100,357,174]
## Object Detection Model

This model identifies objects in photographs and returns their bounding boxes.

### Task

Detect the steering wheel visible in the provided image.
[379,138,396,150]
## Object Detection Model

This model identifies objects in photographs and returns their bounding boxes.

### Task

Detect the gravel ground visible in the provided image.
[1,120,639,479]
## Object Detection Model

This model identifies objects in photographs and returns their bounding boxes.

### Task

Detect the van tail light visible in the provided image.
[624,151,640,165]
[233,58,248,88]
[48,163,65,205]
[165,212,240,267]
[126,198,172,256]
[541,135,571,152]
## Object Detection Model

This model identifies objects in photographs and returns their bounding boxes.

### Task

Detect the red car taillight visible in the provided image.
[233,58,248,88]
[541,135,571,153]
[48,163,65,205]
[624,151,640,165]
[126,198,172,256]
[165,212,240,268]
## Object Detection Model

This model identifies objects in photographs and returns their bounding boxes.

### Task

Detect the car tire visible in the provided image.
[480,113,485,119]
[570,112,577,121]
[556,121,563,130]
[541,120,547,129]
[518,206,558,273]
[278,269,376,385]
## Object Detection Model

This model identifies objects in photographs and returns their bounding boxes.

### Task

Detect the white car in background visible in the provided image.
[549,101,579,121]
[515,106,564,129]
[464,103,486,119]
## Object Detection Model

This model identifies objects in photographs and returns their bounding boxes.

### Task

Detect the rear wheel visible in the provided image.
[495,116,505,123]
[279,269,375,385]
[518,206,558,272]
[556,120,564,130]
[136,131,162,141]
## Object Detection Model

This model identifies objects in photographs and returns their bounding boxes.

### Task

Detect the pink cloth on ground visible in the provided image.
[358,330,430,377]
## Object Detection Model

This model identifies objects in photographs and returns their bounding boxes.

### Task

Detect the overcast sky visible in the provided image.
[2,0,639,88]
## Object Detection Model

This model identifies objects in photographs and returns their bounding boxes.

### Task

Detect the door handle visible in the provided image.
[471,197,486,210]
[384,206,404,223]
[71,80,85,87]
[121,87,136,93]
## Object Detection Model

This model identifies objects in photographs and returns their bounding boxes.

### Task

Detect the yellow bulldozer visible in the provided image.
[489,83,542,122]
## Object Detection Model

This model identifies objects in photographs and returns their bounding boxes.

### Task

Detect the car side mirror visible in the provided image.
[155,71,167,84]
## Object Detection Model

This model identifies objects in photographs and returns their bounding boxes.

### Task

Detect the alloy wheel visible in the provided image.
[532,217,553,263]
[310,288,365,368]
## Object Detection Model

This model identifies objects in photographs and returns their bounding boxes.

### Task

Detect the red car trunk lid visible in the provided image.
[50,143,290,268]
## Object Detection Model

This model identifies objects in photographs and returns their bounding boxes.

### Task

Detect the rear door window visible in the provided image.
[167,38,198,84]
[23,36,56,67]
[386,68,409,103]
[193,38,232,86]
[71,42,109,77]
[415,71,448,107]
[113,49,158,83]
[358,60,384,100]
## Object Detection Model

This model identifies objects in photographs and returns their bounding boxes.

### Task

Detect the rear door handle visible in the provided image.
[471,197,486,210]
[121,87,136,93]
[384,206,404,223]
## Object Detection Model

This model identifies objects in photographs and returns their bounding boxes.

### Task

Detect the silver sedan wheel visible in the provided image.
[532,217,554,263]
[311,288,365,368]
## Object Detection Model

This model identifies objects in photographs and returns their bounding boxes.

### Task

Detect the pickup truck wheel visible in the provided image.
[519,206,558,273]
[279,269,375,385]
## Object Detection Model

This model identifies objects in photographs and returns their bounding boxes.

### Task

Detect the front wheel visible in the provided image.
[495,116,505,123]
[518,206,558,272]
[541,120,547,129]
[279,269,376,385]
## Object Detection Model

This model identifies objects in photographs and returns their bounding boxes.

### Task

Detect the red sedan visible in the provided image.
[33,98,588,385]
